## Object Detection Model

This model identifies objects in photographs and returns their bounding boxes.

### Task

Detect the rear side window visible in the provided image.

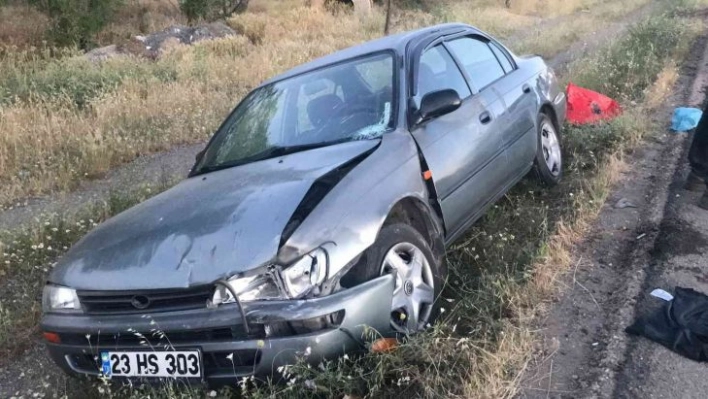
[490,42,514,74]
[446,37,506,90]
[417,45,471,100]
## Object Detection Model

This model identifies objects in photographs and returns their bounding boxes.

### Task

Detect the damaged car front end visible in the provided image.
[42,274,395,382]
[42,50,418,383]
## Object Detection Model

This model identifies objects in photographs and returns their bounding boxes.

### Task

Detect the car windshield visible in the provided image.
[194,53,395,175]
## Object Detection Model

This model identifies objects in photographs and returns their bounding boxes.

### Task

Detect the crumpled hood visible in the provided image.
[50,140,379,291]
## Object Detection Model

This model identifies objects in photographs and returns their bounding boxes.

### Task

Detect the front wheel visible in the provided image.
[355,223,446,334]
[533,114,563,186]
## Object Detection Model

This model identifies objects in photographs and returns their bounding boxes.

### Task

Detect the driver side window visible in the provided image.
[417,45,471,101]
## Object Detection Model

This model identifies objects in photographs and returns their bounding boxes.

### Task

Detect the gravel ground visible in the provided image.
[519,21,708,399]
[0,143,203,232]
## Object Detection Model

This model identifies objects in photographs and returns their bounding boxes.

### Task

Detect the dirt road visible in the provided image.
[520,25,708,399]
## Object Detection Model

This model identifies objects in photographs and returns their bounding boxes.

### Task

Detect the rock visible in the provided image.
[81,22,238,61]
[614,198,637,209]
[84,44,121,63]
[128,22,237,59]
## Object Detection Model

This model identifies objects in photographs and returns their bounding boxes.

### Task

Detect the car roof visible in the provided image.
[259,23,478,87]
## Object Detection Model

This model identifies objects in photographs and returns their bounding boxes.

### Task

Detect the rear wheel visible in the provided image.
[533,113,563,186]
[356,223,445,334]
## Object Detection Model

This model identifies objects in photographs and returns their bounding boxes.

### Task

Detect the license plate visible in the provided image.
[100,350,202,378]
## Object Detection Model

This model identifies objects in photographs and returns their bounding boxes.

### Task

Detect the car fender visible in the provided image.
[517,55,567,128]
[278,130,434,279]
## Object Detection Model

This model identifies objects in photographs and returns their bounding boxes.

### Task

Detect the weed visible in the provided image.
[0,184,172,364]
[570,14,690,102]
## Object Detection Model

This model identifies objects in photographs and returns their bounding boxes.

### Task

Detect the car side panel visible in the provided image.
[491,69,539,175]
[278,131,437,280]
[503,56,567,176]
[514,56,567,125]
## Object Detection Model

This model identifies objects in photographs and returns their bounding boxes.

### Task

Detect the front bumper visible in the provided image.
[41,275,394,384]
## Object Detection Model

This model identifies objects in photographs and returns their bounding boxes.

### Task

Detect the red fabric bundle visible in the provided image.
[566,83,622,125]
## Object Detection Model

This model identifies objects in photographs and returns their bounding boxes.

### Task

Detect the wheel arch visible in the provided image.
[339,195,445,290]
[382,197,445,259]
[540,102,560,132]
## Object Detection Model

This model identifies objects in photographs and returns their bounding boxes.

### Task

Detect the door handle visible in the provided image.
[522,84,532,94]
[479,111,492,124]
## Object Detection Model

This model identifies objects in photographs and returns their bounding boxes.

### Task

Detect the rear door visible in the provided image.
[409,44,507,237]
[446,36,538,179]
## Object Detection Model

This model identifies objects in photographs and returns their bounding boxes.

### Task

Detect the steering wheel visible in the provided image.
[319,103,382,140]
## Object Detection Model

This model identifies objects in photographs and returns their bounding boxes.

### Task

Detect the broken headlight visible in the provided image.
[211,248,330,304]
[211,274,285,305]
[42,284,81,313]
[281,248,328,298]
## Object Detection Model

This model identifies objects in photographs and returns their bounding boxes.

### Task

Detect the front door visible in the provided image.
[445,35,537,182]
[409,44,508,237]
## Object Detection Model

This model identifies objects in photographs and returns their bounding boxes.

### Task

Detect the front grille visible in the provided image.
[60,325,266,347]
[67,349,261,376]
[77,286,214,314]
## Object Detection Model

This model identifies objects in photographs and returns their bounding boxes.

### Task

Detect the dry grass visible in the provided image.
[0,5,50,48]
[507,0,604,17]
[512,0,652,57]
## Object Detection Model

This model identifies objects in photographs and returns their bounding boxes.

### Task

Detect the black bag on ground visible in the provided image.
[626,287,708,361]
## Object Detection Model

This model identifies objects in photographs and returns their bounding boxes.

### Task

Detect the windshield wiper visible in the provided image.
[193,140,353,176]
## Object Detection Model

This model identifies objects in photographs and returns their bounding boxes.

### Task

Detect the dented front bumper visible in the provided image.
[41,275,394,384]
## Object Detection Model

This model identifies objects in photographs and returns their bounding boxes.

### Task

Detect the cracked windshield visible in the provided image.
[196,53,394,173]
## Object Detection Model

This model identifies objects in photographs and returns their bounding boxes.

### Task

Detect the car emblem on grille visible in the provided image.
[130,295,151,310]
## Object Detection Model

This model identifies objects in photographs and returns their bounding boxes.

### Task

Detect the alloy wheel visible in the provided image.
[541,120,562,176]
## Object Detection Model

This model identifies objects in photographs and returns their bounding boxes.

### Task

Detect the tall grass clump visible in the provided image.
[570,14,691,101]
[0,52,178,107]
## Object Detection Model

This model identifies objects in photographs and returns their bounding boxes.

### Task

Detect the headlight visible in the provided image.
[211,248,330,305]
[211,274,285,305]
[42,284,81,312]
[282,248,328,299]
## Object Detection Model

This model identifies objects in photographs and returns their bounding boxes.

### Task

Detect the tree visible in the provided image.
[384,0,392,34]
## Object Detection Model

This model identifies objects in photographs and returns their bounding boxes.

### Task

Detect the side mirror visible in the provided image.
[416,89,462,125]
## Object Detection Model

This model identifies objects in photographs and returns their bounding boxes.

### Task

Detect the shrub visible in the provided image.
[29,0,124,48]
[571,14,687,102]
[178,0,249,22]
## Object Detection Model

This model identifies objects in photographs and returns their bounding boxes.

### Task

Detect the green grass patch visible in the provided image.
[0,49,178,108]
[569,14,691,101]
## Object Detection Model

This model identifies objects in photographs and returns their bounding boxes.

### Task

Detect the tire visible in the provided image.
[355,223,446,334]
[533,113,563,186]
